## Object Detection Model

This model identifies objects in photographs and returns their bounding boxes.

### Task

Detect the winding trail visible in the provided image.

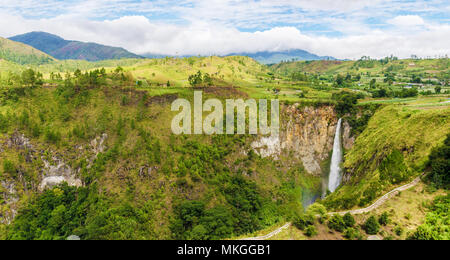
[241,175,423,240]
[241,223,292,241]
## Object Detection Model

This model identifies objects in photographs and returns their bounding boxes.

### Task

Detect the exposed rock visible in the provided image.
[91,133,108,155]
[252,105,338,175]
[0,181,19,224]
[251,135,281,159]
[40,157,82,191]
[342,120,355,150]
[138,165,158,179]
[1,180,18,203]
[7,132,33,150]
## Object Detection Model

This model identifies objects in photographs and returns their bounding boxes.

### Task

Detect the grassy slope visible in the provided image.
[0,37,55,65]
[270,59,450,76]
[323,105,450,210]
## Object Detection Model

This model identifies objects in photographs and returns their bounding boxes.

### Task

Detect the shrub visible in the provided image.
[427,134,450,189]
[293,214,314,230]
[363,216,380,235]
[344,227,363,240]
[378,212,390,226]
[394,226,403,236]
[343,213,356,227]
[304,225,318,237]
[408,195,449,240]
[328,215,346,232]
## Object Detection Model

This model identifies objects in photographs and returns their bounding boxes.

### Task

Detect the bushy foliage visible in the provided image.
[409,194,449,240]
[427,134,450,189]
[378,212,390,226]
[343,213,356,227]
[304,225,318,237]
[344,227,363,240]
[363,216,380,235]
[328,214,346,232]
[7,184,156,240]
[188,71,214,87]
[332,91,364,116]
[293,213,314,230]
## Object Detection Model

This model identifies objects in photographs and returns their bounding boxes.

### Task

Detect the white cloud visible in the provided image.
[388,15,425,27]
[0,4,448,60]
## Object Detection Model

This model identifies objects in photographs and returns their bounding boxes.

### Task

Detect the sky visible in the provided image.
[0,0,449,59]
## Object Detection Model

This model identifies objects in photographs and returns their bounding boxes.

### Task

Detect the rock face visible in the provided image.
[0,132,110,223]
[91,133,108,155]
[342,120,355,150]
[0,180,19,224]
[252,105,339,175]
[40,156,83,191]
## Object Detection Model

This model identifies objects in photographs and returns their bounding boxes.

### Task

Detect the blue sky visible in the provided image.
[0,0,449,58]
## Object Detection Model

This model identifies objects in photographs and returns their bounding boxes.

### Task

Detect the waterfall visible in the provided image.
[328,118,343,193]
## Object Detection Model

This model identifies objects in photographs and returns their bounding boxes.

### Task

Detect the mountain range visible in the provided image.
[232,49,336,64]
[9,32,142,62]
[6,31,335,64]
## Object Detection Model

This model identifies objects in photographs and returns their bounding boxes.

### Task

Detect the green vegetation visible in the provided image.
[427,134,450,189]
[363,216,380,235]
[409,194,449,240]
[324,105,450,210]
[327,214,347,232]
[0,51,448,240]
[0,37,54,65]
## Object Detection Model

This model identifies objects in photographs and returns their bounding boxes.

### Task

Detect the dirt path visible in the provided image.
[241,223,291,241]
[241,175,423,240]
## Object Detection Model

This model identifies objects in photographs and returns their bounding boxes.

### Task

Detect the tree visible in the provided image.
[435,86,442,94]
[293,214,314,230]
[343,213,356,227]
[328,215,346,232]
[188,71,203,87]
[304,225,318,237]
[21,69,36,86]
[379,212,390,226]
[335,74,345,86]
[427,134,450,189]
[363,216,380,235]
[370,79,377,89]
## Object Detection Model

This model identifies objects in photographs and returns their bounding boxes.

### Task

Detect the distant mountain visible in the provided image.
[233,49,336,64]
[9,32,142,62]
[0,36,55,65]
[141,53,173,59]
[142,49,336,64]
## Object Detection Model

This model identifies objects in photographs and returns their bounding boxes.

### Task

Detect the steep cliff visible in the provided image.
[252,104,349,175]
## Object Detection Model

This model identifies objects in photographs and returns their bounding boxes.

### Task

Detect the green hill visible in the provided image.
[0,37,55,65]
[9,32,142,62]
[323,105,450,210]
[0,55,448,241]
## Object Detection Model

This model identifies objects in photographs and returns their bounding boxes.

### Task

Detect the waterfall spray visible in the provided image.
[328,118,343,193]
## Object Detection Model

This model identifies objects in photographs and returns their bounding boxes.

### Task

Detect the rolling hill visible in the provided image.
[0,37,55,65]
[9,32,143,62]
[234,49,336,64]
